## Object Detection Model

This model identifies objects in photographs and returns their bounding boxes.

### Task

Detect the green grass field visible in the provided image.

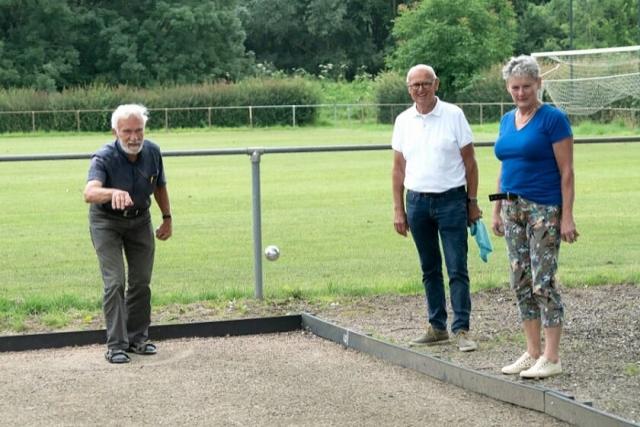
[0,123,638,331]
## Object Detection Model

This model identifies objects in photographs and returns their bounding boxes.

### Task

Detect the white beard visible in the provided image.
[119,139,143,155]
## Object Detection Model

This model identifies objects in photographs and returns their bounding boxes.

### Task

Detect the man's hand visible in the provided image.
[394,210,409,237]
[467,201,482,225]
[111,189,134,210]
[155,218,172,241]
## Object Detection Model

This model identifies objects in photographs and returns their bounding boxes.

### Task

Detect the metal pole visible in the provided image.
[569,0,573,49]
[164,108,169,131]
[250,150,264,299]
[292,105,297,127]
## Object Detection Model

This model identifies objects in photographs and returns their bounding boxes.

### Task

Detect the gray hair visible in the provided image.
[111,104,149,130]
[406,64,438,83]
[501,55,540,80]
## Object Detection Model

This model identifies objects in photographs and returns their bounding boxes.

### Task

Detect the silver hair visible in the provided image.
[406,64,438,83]
[111,104,149,130]
[502,55,540,80]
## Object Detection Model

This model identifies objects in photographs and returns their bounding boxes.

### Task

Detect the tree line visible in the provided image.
[0,0,638,95]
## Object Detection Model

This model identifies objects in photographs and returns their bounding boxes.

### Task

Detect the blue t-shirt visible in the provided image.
[494,104,572,205]
[87,140,166,212]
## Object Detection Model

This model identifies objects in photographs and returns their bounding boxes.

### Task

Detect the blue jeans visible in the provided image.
[406,187,471,333]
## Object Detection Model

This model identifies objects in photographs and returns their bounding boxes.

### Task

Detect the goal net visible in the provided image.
[532,45,640,115]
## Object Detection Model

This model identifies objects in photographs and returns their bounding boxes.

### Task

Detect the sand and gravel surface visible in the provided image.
[0,332,570,426]
[1,284,637,426]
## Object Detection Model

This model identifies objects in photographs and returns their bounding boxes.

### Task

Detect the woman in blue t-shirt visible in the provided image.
[491,55,579,379]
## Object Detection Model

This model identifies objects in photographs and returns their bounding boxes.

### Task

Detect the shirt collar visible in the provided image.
[411,97,441,118]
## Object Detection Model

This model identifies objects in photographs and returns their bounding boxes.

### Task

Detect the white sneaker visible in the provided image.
[520,356,562,379]
[501,352,537,375]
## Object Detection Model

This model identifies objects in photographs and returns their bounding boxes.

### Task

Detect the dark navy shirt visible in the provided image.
[87,140,166,212]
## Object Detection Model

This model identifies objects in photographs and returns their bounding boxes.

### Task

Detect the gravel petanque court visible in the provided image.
[0,331,568,426]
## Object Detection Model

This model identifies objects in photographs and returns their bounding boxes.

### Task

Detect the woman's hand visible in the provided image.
[561,216,579,244]
[491,213,505,237]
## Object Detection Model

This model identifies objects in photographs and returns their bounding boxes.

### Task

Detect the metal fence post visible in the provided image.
[292,105,297,127]
[76,110,81,132]
[32,111,36,132]
[250,150,264,299]
[249,106,253,127]
[164,108,169,131]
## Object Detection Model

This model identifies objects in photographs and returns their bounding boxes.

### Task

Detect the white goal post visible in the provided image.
[532,45,640,115]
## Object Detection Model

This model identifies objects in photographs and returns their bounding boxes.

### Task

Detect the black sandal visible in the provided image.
[128,342,157,355]
[105,349,130,364]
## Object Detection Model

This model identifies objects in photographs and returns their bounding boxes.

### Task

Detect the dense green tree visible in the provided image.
[513,1,565,54]
[241,0,406,78]
[511,0,640,55]
[386,0,516,99]
[0,0,80,90]
[1,0,639,91]
[138,1,250,84]
[544,0,640,50]
[0,0,250,89]
[240,0,306,71]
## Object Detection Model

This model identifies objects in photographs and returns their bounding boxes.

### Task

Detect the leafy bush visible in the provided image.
[0,79,321,133]
[373,71,411,124]
[451,63,513,123]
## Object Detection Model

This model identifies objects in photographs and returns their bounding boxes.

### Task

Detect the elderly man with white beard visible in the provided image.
[84,104,172,364]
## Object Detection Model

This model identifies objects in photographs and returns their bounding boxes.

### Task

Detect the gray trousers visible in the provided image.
[89,206,155,350]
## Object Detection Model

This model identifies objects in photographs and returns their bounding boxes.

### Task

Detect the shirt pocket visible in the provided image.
[136,167,159,194]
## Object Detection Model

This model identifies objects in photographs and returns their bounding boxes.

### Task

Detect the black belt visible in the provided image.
[411,185,466,197]
[488,192,520,201]
[102,207,148,218]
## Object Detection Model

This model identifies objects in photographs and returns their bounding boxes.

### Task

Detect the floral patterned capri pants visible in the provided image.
[501,198,564,328]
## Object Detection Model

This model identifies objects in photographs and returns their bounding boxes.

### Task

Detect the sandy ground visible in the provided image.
[0,332,568,426]
[309,284,640,424]
[1,284,637,426]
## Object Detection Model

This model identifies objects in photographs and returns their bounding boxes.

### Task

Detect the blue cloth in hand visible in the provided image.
[469,220,493,263]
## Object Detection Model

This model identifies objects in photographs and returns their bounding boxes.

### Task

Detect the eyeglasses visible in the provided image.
[408,80,436,90]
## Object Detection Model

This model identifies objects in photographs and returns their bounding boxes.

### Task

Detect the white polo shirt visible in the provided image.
[392,98,473,193]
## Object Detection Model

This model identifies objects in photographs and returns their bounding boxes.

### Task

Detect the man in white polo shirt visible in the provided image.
[391,64,481,352]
